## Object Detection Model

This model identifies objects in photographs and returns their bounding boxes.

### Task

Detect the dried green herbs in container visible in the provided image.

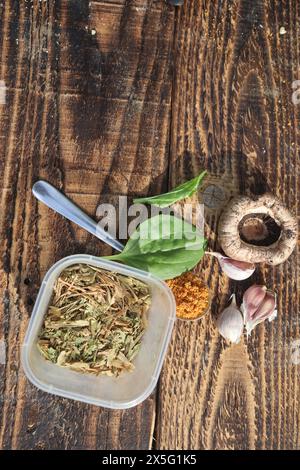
[37,264,151,377]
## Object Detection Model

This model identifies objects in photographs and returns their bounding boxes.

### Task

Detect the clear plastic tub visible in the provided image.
[22,254,176,409]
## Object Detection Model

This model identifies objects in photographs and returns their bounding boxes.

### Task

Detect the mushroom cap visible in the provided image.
[218,193,298,265]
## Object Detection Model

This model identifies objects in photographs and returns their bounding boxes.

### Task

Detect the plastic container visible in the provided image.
[22,254,176,409]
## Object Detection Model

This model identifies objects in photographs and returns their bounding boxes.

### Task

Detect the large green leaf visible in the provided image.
[104,214,207,280]
[133,170,207,208]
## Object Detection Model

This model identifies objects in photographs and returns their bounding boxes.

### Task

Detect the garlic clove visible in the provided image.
[223,259,255,270]
[253,291,276,321]
[216,294,244,344]
[221,258,255,280]
[206,251,255,280]
[241,284,267,321]
[244,290,277,335]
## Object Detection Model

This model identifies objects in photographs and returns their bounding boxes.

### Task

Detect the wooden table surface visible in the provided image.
[0,0,299,450]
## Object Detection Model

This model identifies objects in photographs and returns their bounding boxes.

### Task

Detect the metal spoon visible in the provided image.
[32,180,124,252]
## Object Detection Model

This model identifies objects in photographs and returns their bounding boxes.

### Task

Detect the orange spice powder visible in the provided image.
[167,272,210,320]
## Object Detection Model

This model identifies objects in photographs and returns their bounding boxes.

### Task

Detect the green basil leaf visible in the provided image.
[133,170,207,208]
[105,214,207,280]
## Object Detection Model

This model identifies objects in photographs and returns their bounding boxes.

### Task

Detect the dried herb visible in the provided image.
[37,264,150,377]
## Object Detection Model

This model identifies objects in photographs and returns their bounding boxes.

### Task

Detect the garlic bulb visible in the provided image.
[216,294,244,344]
[241,285,277,335]
[206,251,255,280]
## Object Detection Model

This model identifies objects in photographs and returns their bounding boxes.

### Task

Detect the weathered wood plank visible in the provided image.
[1,0,299,451]
[156,0,300,450]
[0,0,174,449]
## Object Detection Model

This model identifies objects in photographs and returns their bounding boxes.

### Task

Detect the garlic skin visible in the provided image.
[253,292,276,321]
[206,252,255,280]
[241,285,277,335]
[216,294,244,344]
[242,285,267,320]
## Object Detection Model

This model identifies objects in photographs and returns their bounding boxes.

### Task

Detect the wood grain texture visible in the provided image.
[156,0,299,450]
[0,0,174,449]
[0,0,299,451]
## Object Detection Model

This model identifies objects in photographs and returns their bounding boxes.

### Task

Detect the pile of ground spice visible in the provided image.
[167,272,210,320]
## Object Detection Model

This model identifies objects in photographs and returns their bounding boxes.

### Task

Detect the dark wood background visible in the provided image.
[0,0,299,450]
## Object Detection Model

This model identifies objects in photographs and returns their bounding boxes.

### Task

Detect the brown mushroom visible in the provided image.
[218,193,298,266]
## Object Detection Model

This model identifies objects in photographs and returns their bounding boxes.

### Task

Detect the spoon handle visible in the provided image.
[32,180,124,252]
